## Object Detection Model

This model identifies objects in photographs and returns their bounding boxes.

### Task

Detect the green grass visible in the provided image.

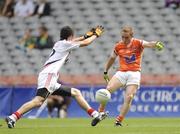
[0,118,180,134]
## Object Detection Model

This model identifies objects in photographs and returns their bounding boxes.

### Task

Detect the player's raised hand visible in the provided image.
[94,25,104,37]
[84,28,95,39]
[155,41,164,51]
[103,72,110,83]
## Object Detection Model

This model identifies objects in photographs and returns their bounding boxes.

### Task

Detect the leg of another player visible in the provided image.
[6,96,45,128]
[8,96,45,122]
[98,76,123,112]
[71,87,108,126]
[6,87,49,129]
[115,84,138,126]
[71,88,99,118]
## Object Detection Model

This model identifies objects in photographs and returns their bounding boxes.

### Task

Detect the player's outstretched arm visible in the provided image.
[73,26,104,42]
[78,35,97,47]
[73,36,85,41]
[143,41,164,51]
[77,26,104,47]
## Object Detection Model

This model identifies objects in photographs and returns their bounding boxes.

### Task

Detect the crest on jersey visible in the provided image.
[124,54,136,64]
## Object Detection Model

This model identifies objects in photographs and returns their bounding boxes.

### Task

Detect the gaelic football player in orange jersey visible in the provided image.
[100,26,164,126]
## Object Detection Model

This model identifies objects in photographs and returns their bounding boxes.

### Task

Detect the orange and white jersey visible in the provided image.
[114,38,145,72]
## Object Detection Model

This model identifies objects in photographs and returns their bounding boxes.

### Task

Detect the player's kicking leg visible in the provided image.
[52,85,108,126]
[97,76,123,126]
[5,88,49,128]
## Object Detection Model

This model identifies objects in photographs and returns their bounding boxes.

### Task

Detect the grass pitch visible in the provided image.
[0,118,180,134]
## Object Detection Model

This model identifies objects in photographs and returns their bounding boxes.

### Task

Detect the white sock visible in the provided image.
[9,114,17,122]
[91,111,99,118]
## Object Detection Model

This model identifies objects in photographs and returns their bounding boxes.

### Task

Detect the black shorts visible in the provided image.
[52,85,71,97]
[36,88,50,98]
[36,85,72,98]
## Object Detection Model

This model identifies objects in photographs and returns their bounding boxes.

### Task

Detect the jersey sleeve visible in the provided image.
[65,41,80,51]
[137,39,145,49]
[142,40,150,45]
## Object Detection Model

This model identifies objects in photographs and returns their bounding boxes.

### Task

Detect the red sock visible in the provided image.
[116,115,124,122]
[87,108,95,116]
[13,112,21,120]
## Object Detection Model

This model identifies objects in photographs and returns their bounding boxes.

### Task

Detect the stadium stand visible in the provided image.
[0,0,180,85]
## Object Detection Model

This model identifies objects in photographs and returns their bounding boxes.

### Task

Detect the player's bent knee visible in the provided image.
[71,88,81,97]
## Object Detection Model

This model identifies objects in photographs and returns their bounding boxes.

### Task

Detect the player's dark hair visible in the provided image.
[60,26,74,40]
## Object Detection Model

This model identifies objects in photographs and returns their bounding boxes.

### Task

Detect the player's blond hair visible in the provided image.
[121,26,133,36]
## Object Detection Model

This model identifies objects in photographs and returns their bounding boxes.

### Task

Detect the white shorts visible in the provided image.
[114,71,141,88]
[37,72,61,93]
